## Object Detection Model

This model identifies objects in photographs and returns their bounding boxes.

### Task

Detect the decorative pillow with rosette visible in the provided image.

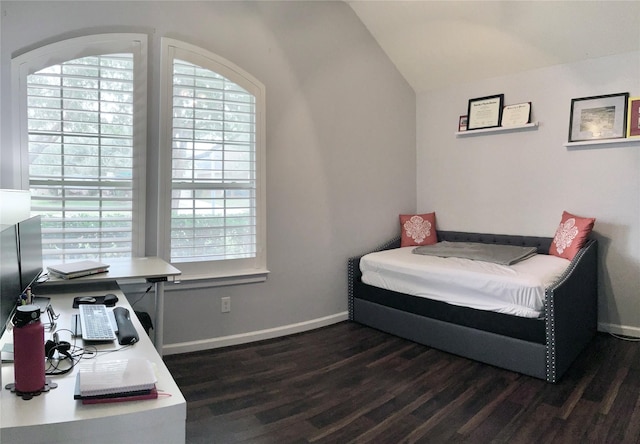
[399,213,437,247]
[549,211,595,260]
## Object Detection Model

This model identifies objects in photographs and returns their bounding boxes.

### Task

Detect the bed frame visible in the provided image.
[347,230,598,383]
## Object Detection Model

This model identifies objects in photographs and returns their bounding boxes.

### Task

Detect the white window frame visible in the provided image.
[12,33,148,260]
[158,38,267,282]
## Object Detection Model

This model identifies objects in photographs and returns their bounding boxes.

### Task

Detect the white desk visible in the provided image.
[44,257,181,355]
[0,283,186,444]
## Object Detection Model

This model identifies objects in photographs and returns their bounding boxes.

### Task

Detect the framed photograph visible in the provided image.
[568,93,629,142]
[458,115,468,132]
[501,102,531,127]
[467,94,504,130]
[627,97,640,138]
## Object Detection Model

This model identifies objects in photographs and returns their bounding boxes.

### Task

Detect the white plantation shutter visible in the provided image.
[160,39,266,277]
[13,35,147,264]
[170,59,257,262]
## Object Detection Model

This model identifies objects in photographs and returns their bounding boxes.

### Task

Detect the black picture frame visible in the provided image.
[568,93,629,142]
[466,94,504,130]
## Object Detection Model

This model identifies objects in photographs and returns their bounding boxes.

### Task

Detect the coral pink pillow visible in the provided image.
[400,213,437,247]
[549,211,595,260]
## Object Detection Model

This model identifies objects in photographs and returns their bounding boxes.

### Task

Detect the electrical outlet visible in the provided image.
[221,297,231,313]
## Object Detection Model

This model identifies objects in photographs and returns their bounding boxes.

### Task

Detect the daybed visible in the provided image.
[347,230,598,383]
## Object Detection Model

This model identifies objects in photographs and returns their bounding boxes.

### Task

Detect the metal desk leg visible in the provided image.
[154,281,164,355]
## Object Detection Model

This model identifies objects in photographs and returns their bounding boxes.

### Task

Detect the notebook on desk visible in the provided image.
[48,260,110,279]
[75,358,157,399]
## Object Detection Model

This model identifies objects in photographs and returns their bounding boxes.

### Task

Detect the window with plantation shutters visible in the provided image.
[12,34,147,264]
[159,39,266,279]
[13,34,265,281]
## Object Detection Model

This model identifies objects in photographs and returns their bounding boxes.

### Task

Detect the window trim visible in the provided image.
[158,38,267,281]
[12,33,148,258]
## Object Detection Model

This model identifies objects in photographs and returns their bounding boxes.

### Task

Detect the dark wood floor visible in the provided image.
[163,322,640,444]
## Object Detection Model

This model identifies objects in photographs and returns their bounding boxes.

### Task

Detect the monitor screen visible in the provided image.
[1,224,21,334]
[17,215,43,292]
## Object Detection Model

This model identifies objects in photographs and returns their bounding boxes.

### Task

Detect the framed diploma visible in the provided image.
[501,102,531,127]
[627,97,640,138]
[568,93,628,142]
[467,94,504,130]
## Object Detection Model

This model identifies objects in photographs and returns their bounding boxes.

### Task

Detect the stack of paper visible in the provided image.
[75,358,158,404]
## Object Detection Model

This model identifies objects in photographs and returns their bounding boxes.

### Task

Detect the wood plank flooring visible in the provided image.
[163,322,640,444]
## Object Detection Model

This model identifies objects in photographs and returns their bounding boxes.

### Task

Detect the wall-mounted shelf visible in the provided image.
[563,138,640,148]
[455,122,539,137]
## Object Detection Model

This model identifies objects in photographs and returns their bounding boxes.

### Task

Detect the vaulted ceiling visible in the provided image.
[347,1,640,93]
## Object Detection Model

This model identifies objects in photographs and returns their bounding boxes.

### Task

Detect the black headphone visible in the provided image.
[45,332,75,375]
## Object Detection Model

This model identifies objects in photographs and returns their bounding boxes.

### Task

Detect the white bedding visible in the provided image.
[360,246,571,318]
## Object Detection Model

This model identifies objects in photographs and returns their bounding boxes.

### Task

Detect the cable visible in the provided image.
[44,328,81,375]
[80,343,135,359]
[129,284,153,308]
[45,328,134,375]
[45,343,83,376]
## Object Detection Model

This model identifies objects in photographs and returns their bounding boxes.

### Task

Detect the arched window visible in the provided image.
[158,38,267,280]
[12,34,148,263]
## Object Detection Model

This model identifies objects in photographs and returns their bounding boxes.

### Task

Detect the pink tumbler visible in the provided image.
[13,305,45,393]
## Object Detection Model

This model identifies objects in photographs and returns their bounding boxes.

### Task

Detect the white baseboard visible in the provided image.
[162,311,349,355]
[163,316,639,356]
[598,321,640,338]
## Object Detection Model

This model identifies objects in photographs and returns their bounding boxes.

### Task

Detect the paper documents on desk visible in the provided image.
[78,357,157,397]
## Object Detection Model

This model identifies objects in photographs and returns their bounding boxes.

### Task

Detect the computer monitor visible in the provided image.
[17,215,43,293]
[1,224,21,334]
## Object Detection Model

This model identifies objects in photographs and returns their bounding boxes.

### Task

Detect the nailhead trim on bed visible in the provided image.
[348,259,354,321]
[348,236,401,321]
[545,294,556,382]
[544,238,595,382]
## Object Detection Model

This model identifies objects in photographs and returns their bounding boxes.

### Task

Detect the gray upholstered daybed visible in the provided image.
[347,230,598,383]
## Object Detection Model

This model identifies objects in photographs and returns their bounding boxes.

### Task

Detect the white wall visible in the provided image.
[417,51,640,336]
[0,1,416,351]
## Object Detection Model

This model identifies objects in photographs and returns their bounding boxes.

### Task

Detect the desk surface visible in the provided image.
[42,257,181,355]
[0,282,186,444]
[44,256,182,284]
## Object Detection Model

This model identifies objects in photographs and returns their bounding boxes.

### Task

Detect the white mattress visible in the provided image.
[360,246,571,318]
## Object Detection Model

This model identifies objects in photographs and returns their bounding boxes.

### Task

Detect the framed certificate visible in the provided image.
[501,102,531,127]
[466,94,504,130]
[568,93,628,142]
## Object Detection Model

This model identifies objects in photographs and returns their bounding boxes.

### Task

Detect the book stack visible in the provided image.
[75,357,158,404]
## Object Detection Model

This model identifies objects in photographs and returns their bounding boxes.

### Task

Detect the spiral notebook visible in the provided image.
[80,387,158,404]
[76,358,157,398]
[74,374,158,403]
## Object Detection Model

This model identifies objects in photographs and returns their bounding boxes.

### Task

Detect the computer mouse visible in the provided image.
[77,296,96,304]
[103,293,119,305]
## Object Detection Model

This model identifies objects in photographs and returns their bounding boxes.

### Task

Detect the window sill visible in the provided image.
[164,269,270,291]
